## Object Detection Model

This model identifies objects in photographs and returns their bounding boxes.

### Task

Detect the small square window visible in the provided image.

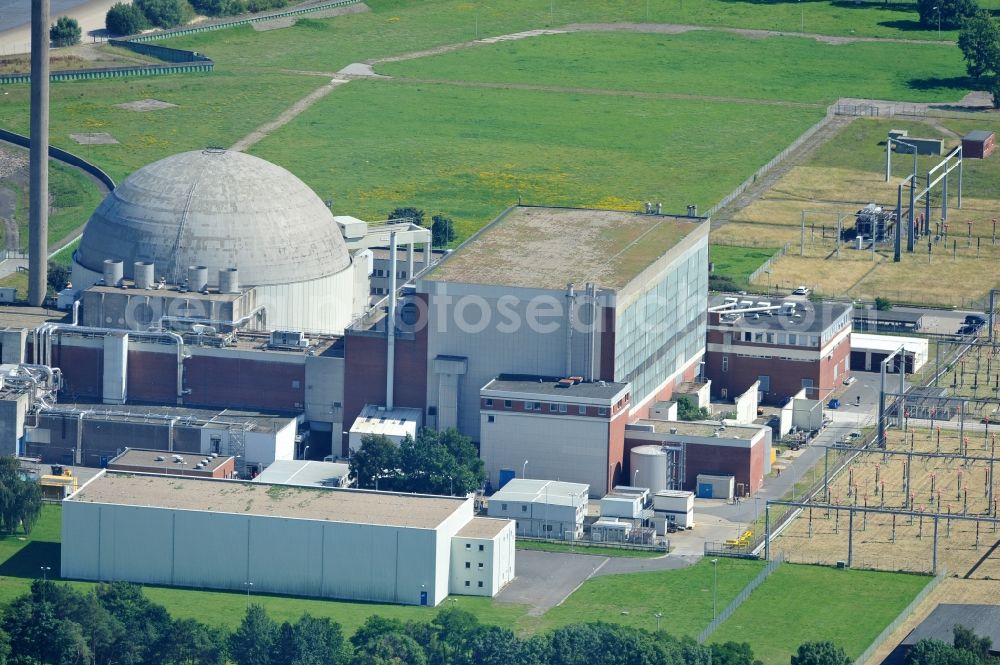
[484,398,493,407]
[465,543,471,549]
[598,407,608,417]
[578,405,586,415]
[501,503,507,510]
[504,400,512,409]
[487,415,495,423]
[521,505,527,512]
[478,562,484,568]
[465,562,471,568]
[478,544,484,551]
[549,403,558,411]
[478,581,484,588]
[465,581,470,587]
[559,404,567,413]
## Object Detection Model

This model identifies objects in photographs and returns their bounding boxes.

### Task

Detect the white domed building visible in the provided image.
[71,149,370,334]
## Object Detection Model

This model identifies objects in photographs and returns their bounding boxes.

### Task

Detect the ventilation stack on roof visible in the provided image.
[187,266,208,292]
[133,262,154,289]
[103,260,123,287]
[218,267,239,294]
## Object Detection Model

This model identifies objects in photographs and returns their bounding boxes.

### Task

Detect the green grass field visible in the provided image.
[248,79,823,232]
[533,558,765,636]
[710,564,931,665]
[515,540,664,558]
[380,31,969,104]
[709,245,779,288]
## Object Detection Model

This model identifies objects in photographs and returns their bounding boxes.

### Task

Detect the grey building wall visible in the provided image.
[488,498,584,540]
[419,281,607,439]
[61,500,464,606]
[614,232,708,406]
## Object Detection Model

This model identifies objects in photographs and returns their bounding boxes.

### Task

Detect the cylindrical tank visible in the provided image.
[187,265,208,291]
[103,259,123,287]
[218,267,239,294]
[630,445,669,495]
[133,261,154,289]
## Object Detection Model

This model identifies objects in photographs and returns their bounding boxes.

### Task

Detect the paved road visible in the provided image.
[495,549,609,615]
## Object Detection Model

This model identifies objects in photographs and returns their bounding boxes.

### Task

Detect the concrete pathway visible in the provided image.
[230,78,351,152]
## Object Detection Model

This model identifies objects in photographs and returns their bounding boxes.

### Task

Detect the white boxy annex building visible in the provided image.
[62,471,514,606]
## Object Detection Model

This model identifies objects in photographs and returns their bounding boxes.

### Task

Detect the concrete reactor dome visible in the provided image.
[76,149,350,286]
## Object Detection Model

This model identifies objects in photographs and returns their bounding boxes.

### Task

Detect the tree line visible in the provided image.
[105,0,289,36]
[6,577,988,665]
[349,429,486,496]
[0,579,815,665]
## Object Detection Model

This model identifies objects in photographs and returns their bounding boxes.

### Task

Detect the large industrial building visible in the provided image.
[0,146,730,509]
[63,471,515,605]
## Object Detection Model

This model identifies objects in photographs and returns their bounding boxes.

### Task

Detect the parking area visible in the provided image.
[495,549,610,615]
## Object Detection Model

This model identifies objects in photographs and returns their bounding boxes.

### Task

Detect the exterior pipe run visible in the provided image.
[565,283,575,377]
[36,323,186,404]
[157,305,267,332]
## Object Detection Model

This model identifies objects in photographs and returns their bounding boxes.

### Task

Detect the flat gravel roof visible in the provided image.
[425,206,702,290]
[72,472,468,529]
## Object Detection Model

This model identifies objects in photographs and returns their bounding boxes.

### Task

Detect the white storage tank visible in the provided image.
[133,261,154,289]
[187,265,209,291]
[218,267,239,294]
[631,445,668,495]
[103,259,123,287]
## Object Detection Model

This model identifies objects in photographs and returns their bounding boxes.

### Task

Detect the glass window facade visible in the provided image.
[614,240,708,402]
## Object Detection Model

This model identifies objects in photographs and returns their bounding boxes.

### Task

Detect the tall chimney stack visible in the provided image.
[28,0,50,307]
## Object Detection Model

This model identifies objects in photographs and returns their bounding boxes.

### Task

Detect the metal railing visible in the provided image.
[125,0,363,42]
[852,570,946,665]
[696,553,785,643]
[516,535,668,553]
[746,242,790,285]
[703,107,836,220]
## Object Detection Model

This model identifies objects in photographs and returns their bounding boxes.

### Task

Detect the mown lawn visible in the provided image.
[534,558,765,636]
[710,564,930,665]
[249,79,823,235]
[710,245,779,288]
[380,31,969,104]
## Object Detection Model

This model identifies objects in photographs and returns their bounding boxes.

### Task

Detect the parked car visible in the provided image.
[793,286,810,296]
[965,314,987,326]
[843,376,856,386]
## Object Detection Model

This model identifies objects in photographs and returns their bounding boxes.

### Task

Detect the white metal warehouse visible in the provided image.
[62,471,514,606]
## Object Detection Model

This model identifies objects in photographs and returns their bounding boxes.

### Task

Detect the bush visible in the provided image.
[917,0,979,30]
[105,2,148,35]
[677,395,710,421]
[49,16,81,47]
[709,275,740,292]
[874,296,892,311]
[990,76,1000,108]
[135,0,184,28]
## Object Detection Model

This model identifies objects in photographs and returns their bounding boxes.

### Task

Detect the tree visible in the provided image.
[398,429,486,496]
[791,642,851,665]
[958,12,1000,79]
[676,395,710,421]
[952,625,992,663]
[917,0,979,30]
[161,618,226,665]
[907,639,980,665]
[989,76,1000,108]
[349,434,401,490]
[229,605,277,665]
[0,625,10,665]
[48,263,70,294]
[95,582,173,665]
[134,0,184,28]
[387,207,425,226]
[874,296,893,311]
[0,456,42,535]
[712,642,764,665]
[49,16,81,47]
[286,614,348,665]
[105,2,148,35]
[430,215,456,247]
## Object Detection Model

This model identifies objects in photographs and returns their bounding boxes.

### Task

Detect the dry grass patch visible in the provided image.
[773,428,1000,577]
[733,166,902,227]
[749,252,880,296]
